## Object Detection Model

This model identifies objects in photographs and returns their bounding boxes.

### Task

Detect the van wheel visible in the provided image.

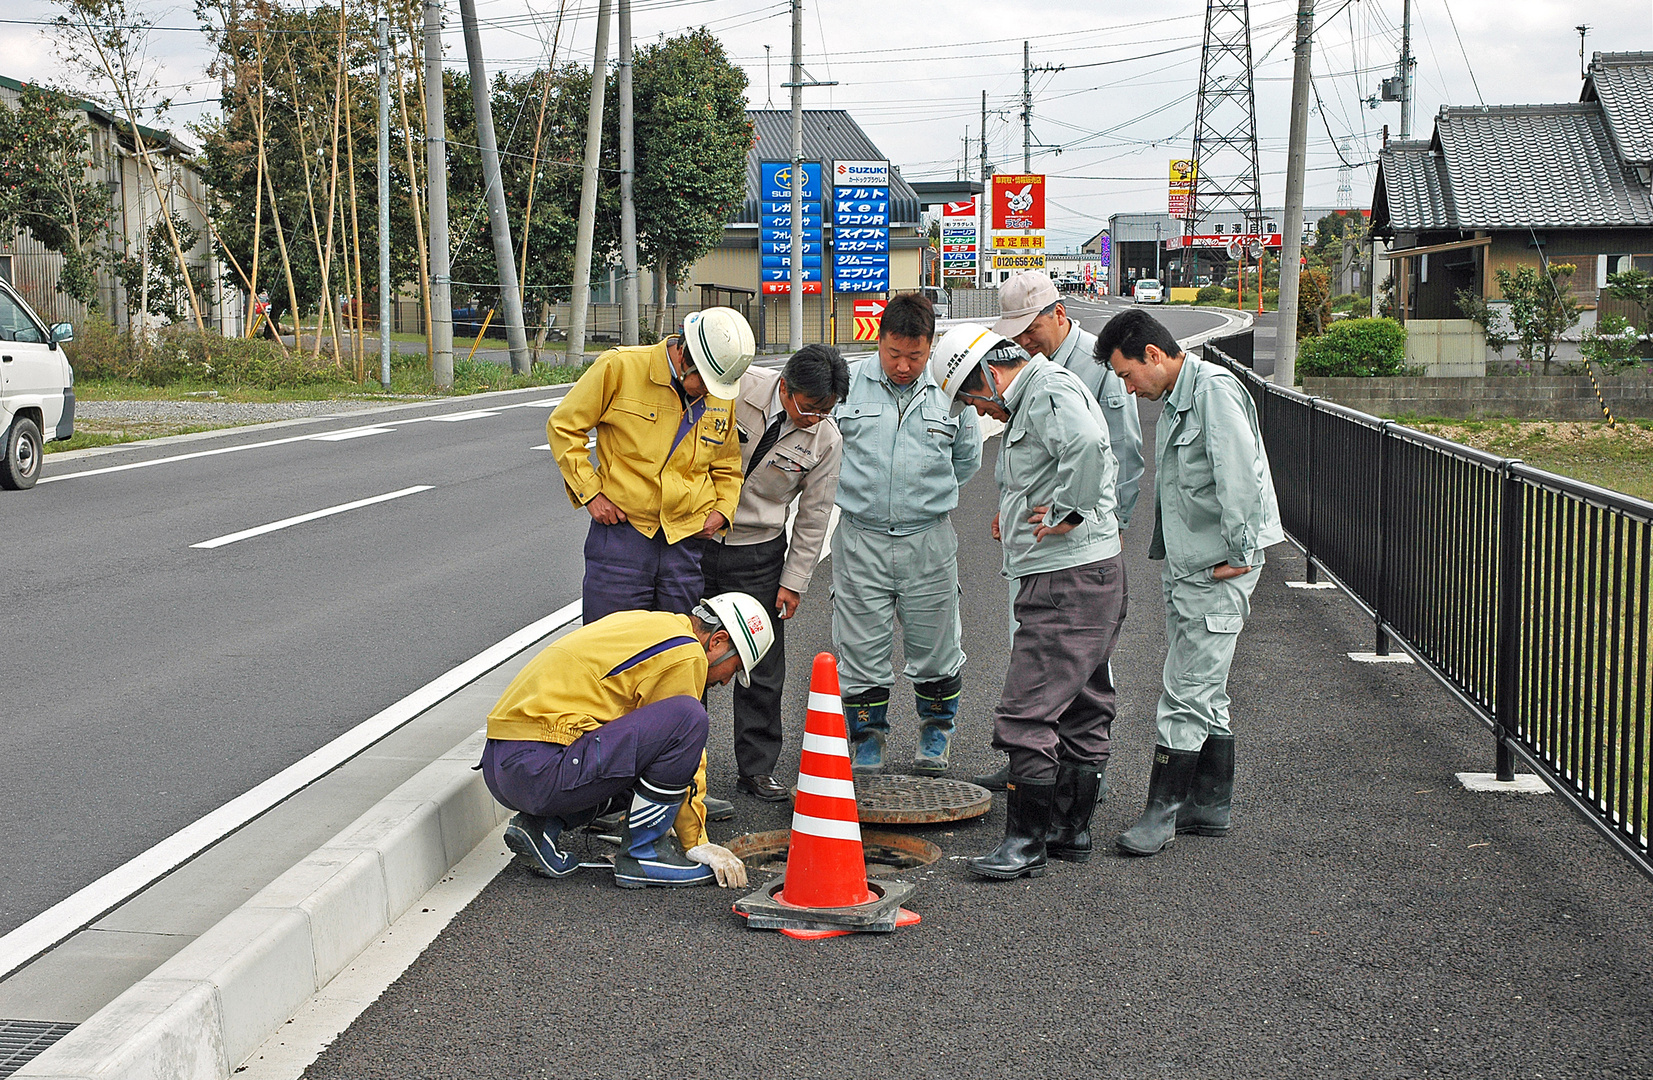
[1,416,43,490]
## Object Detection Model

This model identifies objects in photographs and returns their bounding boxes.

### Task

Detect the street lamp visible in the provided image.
[1155,221,1162,279]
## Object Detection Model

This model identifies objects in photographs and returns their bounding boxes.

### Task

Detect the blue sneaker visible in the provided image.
[612,781,716,889]
[504,813,579,878]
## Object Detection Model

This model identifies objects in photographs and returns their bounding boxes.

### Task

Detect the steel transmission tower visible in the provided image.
[1336,139,1354,209]
[1185,0,1263,287]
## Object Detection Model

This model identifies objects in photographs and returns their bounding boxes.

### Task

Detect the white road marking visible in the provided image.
[191,485,435,549]
[43,395,568,484]
[1348,651,1416,664]
[0,599,583,982]
[429,410,500,422]
[532,443,551,451]
[309,427,394,442]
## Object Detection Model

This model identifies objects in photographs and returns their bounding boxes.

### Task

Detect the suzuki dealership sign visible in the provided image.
[832,159,890,293]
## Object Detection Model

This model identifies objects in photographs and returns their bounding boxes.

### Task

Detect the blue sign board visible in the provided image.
[760,162,821,202]
[761,240,821,256]
[761,266,822,283]
[831,173,891,293]
[760,254,823,269]
[761,213,822,229]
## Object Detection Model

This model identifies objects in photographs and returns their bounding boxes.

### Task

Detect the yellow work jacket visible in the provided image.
[486,610,711,848]
[548,340,744,544]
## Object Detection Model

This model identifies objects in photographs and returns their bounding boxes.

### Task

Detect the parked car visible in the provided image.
[921,285,951,320]
[1133,278,1164,304]
[0,277,75,489]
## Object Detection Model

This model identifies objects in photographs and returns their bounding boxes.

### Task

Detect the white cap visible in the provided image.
[927,323,1024,417]
[699,592,776,688]
[681,307,756,398]
[990,271,1061,339]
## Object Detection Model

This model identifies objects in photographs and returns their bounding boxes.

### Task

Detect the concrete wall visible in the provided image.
[1302,375,1653,419]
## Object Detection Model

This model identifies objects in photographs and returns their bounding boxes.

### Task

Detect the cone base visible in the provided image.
[733,877,919,933]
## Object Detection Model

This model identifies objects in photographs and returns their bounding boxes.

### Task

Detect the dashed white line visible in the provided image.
[191,485,435,549]
[310,427,395,442]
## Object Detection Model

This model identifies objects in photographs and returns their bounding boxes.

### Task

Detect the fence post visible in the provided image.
[1374,421,1392,655]
[1494,462,1524,782]
[1304,400,1319,585]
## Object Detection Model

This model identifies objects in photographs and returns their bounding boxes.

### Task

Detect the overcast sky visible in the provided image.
[4,0,1651,248]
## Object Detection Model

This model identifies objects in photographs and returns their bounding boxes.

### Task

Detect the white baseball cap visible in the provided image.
[990,271,1062,339]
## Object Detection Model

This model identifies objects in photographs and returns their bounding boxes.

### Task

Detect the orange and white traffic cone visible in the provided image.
[733,653,920,939]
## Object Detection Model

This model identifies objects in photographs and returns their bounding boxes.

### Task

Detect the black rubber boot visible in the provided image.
[968,777,1055,880]
[970,760,1009,791]
[1116,746,1201,856]
[1047,761,1106,862]
[1177,735,1235,836]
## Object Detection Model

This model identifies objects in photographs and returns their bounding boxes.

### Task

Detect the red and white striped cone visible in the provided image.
[782,652,875,909]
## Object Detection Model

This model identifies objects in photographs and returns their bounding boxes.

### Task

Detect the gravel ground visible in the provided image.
[75,398,430,426]
[300,413,1653,1080]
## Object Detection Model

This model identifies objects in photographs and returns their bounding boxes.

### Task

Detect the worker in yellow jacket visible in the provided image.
[481,594,776,889]
[547,307,756,624]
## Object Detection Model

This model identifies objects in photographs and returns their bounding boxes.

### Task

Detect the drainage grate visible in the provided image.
[0,1019,77,1078]
[853,774,993,824]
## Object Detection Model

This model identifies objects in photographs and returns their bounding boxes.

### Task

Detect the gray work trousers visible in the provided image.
[992,555,1129,782]
[831,518,965,700]
[1156,565,1262,751]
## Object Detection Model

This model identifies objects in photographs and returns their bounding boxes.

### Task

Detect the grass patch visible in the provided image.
[1399,417,1653,501]
[48,422,227,453]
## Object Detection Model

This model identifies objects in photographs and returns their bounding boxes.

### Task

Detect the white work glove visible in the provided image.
[686,843,748,888]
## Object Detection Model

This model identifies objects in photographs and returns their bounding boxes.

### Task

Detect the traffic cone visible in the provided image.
[732,652,921,939]
[782,652,875,908]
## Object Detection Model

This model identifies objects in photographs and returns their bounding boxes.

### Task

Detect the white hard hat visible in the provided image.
[927,323,1024,417]
[681,307,756,398]
[699,591,775,688]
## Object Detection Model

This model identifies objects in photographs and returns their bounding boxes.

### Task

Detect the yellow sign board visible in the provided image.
[992,253,1047,269]
[991,234,1046,249]
[1169,159,1197,186]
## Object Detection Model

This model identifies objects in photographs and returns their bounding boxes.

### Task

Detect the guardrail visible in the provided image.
[1204,346,1653,880]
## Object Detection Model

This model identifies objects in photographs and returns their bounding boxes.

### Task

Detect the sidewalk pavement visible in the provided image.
[300,407,1652,1080]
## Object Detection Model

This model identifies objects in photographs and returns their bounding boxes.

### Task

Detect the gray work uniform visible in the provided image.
[1149,356,1284,751]
[1003,319,1144,641]
[832,357,982,700]
[989,358,1129,782]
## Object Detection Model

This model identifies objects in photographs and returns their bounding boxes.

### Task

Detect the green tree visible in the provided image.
[1297,317,1407,379]
[629,28,752,337]
[0,82,112,307]
[1496,262,1581,370]
[1606,268,1653,331]
[1297,265,1332,338]
[114,211,201,320]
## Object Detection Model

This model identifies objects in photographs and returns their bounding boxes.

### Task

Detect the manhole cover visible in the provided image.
[725,829,941,878]
[851,774,992,824]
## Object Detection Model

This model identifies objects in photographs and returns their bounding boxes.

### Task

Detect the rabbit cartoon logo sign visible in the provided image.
[991,174,1045,231]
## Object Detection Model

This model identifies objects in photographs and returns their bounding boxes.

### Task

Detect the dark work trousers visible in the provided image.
[479,696,709,821]
[581,519,705,624]
[992,555,1129,782]
[699,534,787,777]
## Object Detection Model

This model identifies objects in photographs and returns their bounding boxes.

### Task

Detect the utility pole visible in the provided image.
[1399,0,1414,138]
[1022,41,1031,171]
[618,0,639,346]
[567,0,611,364]
[376,17,391,389]
[979,90,988,289]
[1276,0,1315,389]
[423,0,453,390]
[1577,24,1590,80]
[459,0,529,371]
[788,0,804,352]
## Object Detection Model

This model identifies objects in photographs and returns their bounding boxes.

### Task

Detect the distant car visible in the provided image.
[921,285,950,320]
[0,276,75,490]
[1133,279,1164,304]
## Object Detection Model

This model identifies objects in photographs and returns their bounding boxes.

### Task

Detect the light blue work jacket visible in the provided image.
[1050,320,1144,528]
[1150,356,1285,579]
[996,357,1122,579]
[834,356,982,535]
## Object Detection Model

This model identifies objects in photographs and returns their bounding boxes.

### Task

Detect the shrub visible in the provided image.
[63,314,355,390]
[1296,317,1408,379]
[1196,284,1227,303]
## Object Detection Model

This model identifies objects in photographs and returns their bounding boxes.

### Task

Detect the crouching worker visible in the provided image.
[926,325,1128,882]
[479,593,775,889]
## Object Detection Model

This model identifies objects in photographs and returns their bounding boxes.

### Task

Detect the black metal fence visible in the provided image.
[1206,347,1653,879]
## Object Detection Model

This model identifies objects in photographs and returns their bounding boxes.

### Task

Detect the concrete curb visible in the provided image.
[17,729,506,1080]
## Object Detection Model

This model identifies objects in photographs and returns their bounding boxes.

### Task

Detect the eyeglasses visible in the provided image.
[781,384,836,420]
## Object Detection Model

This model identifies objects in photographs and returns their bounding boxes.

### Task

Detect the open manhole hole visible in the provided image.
[849,774,992,824]
[725,829,941,878]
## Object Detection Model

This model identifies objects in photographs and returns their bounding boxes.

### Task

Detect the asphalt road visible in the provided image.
[302,332,1653,1080]
[0,389,590,934]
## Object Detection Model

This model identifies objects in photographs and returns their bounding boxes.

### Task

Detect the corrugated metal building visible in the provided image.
[0,74,234,332]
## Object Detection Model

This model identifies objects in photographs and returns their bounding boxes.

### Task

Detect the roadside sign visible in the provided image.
[992,253,1047,269]
[851,298,888,341]
[992,234,1045,249]
[991,174,1045,230]
[832,159,890,294]
[761,161,823,295]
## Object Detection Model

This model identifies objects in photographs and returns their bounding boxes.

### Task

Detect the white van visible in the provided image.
[0,277,75,489]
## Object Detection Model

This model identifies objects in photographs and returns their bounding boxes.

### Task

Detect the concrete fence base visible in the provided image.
[1301,375,1653,420]
[18,730,507,1080]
